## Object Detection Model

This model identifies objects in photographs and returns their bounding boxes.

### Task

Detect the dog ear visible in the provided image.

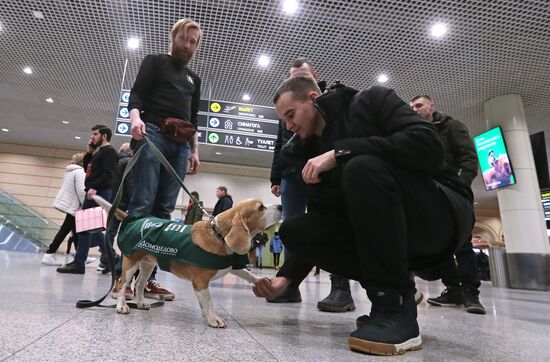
[224,212,251,254]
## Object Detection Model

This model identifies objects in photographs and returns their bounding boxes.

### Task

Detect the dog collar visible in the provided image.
[210,218,224,239]
[210,218,235,254]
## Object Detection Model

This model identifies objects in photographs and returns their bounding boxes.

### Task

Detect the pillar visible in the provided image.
[483,94,550,290]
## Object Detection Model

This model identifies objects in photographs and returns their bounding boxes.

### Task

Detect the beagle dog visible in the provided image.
[93,196,282,328]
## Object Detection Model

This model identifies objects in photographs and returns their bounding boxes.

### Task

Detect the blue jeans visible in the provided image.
[255,244,265,265]
[128,123,190,220]
[74,188,113,265]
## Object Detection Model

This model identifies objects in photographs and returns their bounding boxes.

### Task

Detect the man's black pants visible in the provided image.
[278,155,472,293]
[439,239,481,294]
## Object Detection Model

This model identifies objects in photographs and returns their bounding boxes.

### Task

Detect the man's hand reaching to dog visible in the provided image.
[252,276,289,300]
[302,150,337,184]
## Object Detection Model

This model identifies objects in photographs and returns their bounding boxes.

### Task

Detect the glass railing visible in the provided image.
[0,187,59,249]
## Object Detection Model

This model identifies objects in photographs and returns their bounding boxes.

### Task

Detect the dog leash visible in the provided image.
[141,135,214,221]
[76,143,164,309]
[76,134,212,309]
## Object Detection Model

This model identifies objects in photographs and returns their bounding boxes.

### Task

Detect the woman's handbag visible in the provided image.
[75,207,107,233]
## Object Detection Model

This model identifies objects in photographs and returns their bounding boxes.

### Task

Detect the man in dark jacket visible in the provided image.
[252,77,474,356]
[57,125,118,274]
[212,186,233,216]
[269,58,355,312]
[410,95,485,314]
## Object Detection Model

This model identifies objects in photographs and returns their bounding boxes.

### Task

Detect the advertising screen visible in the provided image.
[473,126,516,191]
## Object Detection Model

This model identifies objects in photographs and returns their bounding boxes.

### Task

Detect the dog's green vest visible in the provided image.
[118,214,249,271]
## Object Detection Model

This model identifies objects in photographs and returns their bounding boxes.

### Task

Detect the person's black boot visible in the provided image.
[317,274,355,312]
[348,289,422,356]
[426,287,464,308]
[463,288,486,314]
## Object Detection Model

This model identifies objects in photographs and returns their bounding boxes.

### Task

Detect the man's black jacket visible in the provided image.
[431,111,478,189]
[213,195,233,217]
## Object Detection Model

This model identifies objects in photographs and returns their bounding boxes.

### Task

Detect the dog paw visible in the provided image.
[116,303,130,314]
[207,315,227,328]
[137,302,151,310]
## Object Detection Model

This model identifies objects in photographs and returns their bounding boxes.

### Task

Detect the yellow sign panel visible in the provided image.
[210,102,221,112]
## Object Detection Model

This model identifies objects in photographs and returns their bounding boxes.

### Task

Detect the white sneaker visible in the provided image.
[41,253,62,266]
[85,257,97,264]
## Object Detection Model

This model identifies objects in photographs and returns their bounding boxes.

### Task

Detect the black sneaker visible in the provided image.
[356,314,370,328]
[317,275,355,313]
[349,290,422,356]
[426,288,464,308]
[56,261,85,274]
[267,286,302,303]
[464,290,486,315]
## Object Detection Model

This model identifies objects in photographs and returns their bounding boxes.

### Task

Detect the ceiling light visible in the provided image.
[74,136,81,140]
[32,11,45,19]
[23,66,33,74]
[430,22,448,38]
[242,94,251,101]
[1,128,9,132]
[215,152,222,155]
[46,98,54,103]
[127,37,140,49]
[377,74,389,83]
[258,55,270,67]
[282,0,299,15]
[62,121,69,124]
[0,22,3,31]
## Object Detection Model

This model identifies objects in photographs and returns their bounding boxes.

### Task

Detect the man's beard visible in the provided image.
[93,139,102,148]
[171,45,193,66]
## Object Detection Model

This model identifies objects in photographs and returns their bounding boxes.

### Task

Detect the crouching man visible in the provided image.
[252,76,474,356]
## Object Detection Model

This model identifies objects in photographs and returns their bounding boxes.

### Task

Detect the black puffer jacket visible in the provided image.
[282,85,444,208]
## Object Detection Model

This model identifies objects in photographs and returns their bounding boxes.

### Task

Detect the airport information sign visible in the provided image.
[115,96,278,153]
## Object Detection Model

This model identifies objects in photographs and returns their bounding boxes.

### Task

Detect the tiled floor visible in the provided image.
[1,250,549,361]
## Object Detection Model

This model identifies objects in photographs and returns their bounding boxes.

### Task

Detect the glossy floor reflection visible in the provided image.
[1,250,549,361]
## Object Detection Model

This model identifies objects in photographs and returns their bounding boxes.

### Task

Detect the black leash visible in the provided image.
[76,134,215,309]
[76,141,159,309]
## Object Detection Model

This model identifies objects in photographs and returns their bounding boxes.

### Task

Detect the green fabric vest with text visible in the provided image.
[117,214,249,271]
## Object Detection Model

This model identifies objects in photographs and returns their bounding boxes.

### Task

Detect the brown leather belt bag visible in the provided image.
[154,117,196,144]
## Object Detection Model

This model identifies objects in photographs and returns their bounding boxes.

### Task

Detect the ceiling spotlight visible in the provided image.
[242,94,251,101]
[46,98,54,103]
[74,136,81,140]
[377,74,389,83]
[258,55,270,67]
[215,152,222,155]
[282,0,299,15]
[0,22,3,31]
[127,37,140,49]
[1,128,9,132]
[23,66,33,74]
[32,10,45,19]
[430,22,448,38]
[62,121,69,124]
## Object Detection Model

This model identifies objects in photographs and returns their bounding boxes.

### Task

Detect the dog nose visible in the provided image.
[276,205,282,212]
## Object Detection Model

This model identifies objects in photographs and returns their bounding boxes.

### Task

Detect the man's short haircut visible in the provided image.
[290,57,314,71]
[91,124,112,141]
[217,186,227,194]
[410,95,433,103]
[171,18,202,42]
[273,76,321,104]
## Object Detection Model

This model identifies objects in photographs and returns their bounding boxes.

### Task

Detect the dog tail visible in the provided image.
[93,195,128,220]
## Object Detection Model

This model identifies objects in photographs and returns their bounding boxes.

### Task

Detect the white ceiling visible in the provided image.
[1,0,550,211]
